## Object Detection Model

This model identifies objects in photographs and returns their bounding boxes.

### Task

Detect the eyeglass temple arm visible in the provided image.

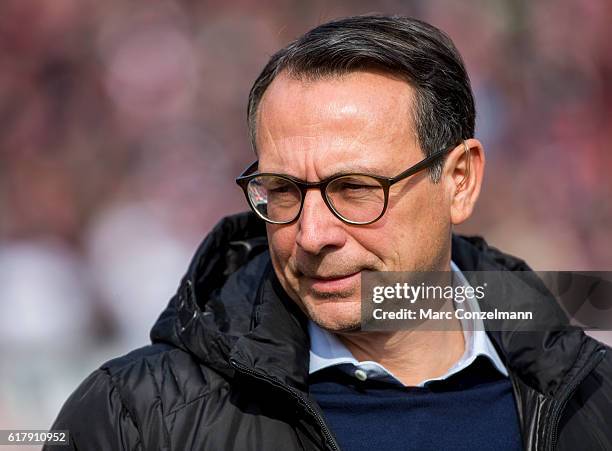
[389,147,451,183]
[237,141,470,184]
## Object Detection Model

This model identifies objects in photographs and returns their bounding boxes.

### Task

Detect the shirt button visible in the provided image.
[354,369,368,381]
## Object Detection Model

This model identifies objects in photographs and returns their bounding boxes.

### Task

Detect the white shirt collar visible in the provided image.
[308,260,508,386]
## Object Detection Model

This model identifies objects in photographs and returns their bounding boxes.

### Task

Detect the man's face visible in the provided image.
[256,70,453,332]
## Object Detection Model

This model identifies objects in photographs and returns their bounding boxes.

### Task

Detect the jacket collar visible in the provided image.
[229,264,311,392]
[451,235,604,395]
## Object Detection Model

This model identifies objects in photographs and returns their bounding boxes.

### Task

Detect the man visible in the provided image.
[47,15,611,450]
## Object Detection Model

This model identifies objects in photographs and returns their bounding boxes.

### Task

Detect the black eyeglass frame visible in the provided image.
[235,146,453,226]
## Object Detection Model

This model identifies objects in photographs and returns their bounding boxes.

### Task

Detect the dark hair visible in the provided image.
[247,15,475,181]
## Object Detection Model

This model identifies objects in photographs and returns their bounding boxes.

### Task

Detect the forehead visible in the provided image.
[255,70,419,174]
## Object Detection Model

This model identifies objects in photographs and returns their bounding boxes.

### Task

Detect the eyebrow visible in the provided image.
[260,163,392,180]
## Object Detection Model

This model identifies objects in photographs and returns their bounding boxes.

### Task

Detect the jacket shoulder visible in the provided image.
[47,343,225,450]
[45,366,142,450]
[101,343,223,417]
[558,345,612,450]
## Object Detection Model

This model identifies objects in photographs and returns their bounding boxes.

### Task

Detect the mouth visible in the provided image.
[300,271,362,295]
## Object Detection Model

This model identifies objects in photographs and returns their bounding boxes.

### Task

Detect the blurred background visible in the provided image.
[0,0,610,439]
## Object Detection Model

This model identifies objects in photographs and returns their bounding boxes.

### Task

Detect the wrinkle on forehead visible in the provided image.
[255,70,420,177]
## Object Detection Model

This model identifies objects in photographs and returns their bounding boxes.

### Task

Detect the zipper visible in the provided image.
[230,358,340,451]
[546,347,606,451]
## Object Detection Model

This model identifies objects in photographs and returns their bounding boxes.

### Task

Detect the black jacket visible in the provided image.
[46,212,611,451]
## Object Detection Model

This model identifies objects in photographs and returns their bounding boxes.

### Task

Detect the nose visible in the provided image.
[295,189,347,255]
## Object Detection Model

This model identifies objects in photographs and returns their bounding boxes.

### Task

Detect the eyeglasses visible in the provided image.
[235,146,453,225]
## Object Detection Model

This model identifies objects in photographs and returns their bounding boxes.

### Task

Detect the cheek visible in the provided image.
[357,187,450,269]
[356,226,405,267]
[267,224,296,266]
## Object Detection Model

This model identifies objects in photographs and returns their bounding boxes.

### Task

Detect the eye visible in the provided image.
[334,177,380,193]
[328,175,384,204]
[340,182,377,191]
[270,185,291,193]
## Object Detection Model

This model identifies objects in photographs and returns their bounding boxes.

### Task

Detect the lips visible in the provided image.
[309,273,358,281]
[301,271,361,294]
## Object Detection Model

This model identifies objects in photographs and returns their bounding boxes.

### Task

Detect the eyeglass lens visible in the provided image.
[246,174,386,224]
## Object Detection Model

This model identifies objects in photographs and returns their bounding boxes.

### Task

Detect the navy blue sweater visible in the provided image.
[309,357,522,451]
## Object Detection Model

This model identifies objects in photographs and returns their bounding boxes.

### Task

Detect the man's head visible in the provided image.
[244,15,485,332]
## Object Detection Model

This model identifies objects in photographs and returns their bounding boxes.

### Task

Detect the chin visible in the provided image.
[303,297,362,332]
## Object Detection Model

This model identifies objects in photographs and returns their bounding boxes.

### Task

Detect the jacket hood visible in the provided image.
[151,212,603,397]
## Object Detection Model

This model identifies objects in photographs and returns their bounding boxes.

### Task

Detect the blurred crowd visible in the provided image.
[0,0,610,434]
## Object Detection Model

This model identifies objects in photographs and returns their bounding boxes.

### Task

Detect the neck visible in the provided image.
[337,253,465,386]
[336,319,465,386]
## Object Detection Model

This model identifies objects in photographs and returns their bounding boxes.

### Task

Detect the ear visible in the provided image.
[443,138,485,225]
